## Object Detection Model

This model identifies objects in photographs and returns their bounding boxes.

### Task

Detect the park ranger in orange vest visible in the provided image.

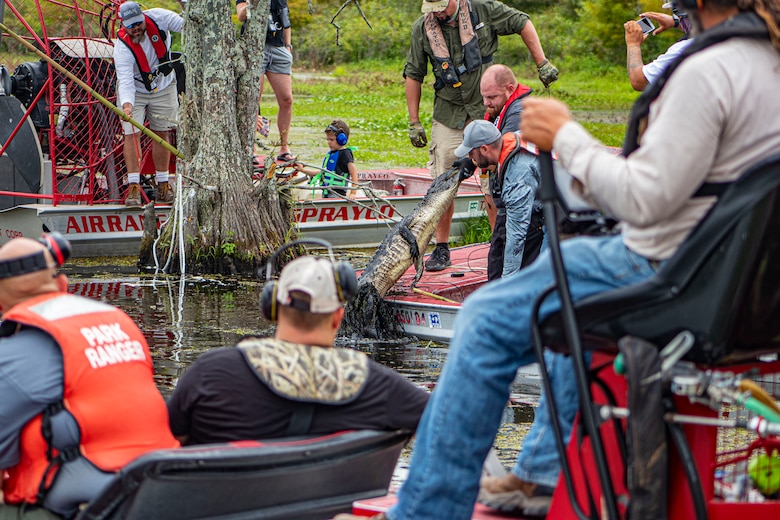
[0,233,178,520]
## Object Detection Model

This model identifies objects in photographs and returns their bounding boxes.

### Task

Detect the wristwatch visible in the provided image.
[285,43,293,50]
[673,14,680,28]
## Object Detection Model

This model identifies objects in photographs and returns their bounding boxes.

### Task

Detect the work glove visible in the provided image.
[537,60,559,89]
[453,157,476,182]
[409,121,428,148]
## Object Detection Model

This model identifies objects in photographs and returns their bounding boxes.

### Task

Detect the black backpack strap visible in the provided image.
[693,182,732,198]
[36,402,80,506]
[286,402,316,436]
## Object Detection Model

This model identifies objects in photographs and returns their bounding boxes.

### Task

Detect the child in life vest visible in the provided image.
[293,119,359,199]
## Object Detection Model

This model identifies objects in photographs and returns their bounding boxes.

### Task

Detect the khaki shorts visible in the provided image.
[122,82,178,135]
[428,119,468,179]
[429,119,490,196]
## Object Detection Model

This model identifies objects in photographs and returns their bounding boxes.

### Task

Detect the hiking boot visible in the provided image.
[425,245,451,272]
[156,181,174,203]
[477,473,554,517]
[125,183,142,208]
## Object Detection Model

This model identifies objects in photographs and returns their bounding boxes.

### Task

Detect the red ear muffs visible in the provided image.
[39,232,71,267]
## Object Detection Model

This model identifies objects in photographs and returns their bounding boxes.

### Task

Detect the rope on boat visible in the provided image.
[412,287,458,304]
[276,160,407,222]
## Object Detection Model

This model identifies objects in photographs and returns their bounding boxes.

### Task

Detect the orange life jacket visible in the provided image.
[1,292,178,505]
[491,132,543,207]
[117,14,172,92]
[483,84,532,130]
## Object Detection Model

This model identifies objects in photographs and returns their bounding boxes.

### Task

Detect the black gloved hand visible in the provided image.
[453,157,476,182]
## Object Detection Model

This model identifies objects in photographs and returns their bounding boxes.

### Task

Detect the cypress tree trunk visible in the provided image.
[151,0,294,275]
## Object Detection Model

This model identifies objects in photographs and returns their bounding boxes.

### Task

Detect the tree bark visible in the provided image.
[150,0,295,276]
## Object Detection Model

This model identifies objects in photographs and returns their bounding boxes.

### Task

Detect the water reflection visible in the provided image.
[67,275,540,425]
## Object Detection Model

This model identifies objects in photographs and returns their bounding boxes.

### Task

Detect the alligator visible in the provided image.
[342,165,462,338]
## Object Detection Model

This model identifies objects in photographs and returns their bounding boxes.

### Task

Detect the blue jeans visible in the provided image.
[389,234,659,520]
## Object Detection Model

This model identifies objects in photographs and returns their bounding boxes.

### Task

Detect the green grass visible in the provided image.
[456,215,493,246]
[260,60,637,169]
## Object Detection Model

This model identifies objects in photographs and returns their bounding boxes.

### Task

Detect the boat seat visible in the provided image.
[542,153,780,365]
[76,429,410,520]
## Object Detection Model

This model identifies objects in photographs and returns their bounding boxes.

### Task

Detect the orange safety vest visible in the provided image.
[492,132,544,206]
[117,14,171,92]
[1,292,178,505]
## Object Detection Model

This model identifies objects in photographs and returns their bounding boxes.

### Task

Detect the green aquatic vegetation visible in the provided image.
[456,215,493,247]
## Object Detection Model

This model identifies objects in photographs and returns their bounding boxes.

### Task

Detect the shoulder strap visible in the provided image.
[117,15,171,91]
[286,402,316,436]
[496,133,522,193]
[622,12,767,201]
[693,181,732,198]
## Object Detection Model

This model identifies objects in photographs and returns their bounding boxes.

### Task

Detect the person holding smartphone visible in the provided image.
[624,3,693,91]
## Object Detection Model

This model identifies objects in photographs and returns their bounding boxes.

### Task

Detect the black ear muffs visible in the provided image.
[260,280,278,322]
[0,232,72,280]
[327,124,348,146]
[333,260,358,303]
[260,238,357,322]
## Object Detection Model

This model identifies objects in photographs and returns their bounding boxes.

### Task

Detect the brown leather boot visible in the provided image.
[125,183,142,208]
[478,473,554,516]
[156,181,174,203]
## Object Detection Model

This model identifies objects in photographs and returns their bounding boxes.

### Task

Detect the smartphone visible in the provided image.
[638,17,656,34]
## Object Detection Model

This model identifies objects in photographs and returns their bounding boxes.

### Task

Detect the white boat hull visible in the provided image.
[383,243,490,343]
[0,171,486,257]
[392,300,461,343]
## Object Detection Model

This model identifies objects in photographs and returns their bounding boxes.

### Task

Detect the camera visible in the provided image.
[638,17,656,34]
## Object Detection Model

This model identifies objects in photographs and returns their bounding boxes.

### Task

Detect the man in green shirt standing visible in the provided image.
[405,0,558,271]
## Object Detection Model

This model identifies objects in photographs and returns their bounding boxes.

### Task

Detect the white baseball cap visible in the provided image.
[119,2,145,28]
[276,256,342,314]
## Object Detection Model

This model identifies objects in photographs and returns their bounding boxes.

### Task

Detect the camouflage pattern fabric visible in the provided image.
[238,338,369,403]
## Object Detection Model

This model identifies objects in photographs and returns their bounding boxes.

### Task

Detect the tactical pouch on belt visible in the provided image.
[433,57,461,89]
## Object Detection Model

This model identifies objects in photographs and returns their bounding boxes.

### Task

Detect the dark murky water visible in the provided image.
[66,271,541,469]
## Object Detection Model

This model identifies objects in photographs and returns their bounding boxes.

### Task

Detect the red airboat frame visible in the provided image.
[544,354,780,519]
[349,355,780,519]
[1,0,173,207]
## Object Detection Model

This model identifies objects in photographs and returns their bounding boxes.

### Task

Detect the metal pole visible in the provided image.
[537,151,620,519]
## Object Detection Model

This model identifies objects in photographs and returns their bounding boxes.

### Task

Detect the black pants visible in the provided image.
[487,210,544,281]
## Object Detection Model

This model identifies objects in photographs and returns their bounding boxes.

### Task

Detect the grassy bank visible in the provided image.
[260,60,639,170]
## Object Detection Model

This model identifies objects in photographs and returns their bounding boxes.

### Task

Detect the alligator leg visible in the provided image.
[398,224,425,288]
